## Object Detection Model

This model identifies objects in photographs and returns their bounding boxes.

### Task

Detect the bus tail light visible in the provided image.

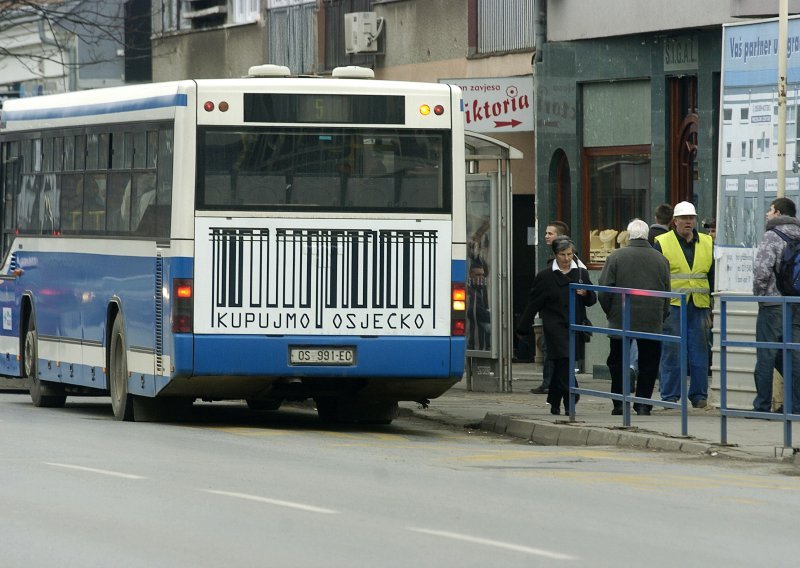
[172,278,193,333]
[451,282,466,336]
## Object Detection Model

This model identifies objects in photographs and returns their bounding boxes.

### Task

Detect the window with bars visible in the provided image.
[268,0,317,74]
[475,0,535,55]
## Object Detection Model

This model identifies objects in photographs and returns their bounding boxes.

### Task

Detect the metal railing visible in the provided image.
[561,285,800,449]
[719,295,799,449]
[566,283,691,436]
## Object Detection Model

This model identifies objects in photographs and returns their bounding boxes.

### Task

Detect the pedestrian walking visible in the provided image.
[529,220,572,395]
[516,237,597,415]
[752,197,800,414]
[599,219,670,415]
[654,201,714,407]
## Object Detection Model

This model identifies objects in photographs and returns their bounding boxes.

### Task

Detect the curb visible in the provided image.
[480,413,738,457]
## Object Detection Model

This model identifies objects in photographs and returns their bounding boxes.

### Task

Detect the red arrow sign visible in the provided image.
[494,119,522,128]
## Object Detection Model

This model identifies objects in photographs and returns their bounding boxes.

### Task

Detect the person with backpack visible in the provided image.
[752,197,800,414]
[654,201,714,408]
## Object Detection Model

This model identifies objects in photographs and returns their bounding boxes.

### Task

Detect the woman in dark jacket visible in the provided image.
[517,237,597,415]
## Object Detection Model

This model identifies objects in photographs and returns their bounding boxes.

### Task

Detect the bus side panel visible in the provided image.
[0,241,160,389]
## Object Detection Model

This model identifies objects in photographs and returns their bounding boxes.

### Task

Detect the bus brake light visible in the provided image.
[451,283,466,336]
[172,278,193,333]
[434,105,445,115]
[203,101,215,112]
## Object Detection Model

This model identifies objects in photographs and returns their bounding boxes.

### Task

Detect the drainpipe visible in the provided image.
[532,0,546,269]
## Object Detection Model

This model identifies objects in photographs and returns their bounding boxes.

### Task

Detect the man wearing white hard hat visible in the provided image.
[654,201,714,408]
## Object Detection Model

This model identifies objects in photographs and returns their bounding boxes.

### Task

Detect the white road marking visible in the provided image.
[407,527,577,560]
[202,489,339,514]
[44,462,146,480]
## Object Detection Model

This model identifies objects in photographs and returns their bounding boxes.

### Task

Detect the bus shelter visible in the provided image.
[464,132,523,392]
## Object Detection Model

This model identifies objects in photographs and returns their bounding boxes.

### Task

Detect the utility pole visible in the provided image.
[778,0,788,197]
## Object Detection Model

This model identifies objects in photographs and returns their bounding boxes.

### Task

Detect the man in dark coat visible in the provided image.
[599,219,670,415]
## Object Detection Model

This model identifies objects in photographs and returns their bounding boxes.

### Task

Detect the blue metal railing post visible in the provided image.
[621,292,631,427]
[720,297,728,445]
[680,295,688,437]
[568,287,576,422]
[784,301,793,447]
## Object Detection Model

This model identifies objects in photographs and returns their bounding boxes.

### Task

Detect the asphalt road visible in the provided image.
[1,393,798,568]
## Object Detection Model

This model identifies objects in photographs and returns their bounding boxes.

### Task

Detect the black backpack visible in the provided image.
[772,228,800,296]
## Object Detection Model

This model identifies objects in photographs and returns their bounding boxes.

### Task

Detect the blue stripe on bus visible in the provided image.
[2,94,189,122]
[451,259,466,282]
[190,335,463,379]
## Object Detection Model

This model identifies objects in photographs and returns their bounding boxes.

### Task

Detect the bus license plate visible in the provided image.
[290,347,355,365]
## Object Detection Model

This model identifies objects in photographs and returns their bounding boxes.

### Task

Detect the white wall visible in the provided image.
[546,0,745,42]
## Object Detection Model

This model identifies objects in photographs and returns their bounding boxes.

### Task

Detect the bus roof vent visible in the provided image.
[247,64,292,78]
[331,66,374,79]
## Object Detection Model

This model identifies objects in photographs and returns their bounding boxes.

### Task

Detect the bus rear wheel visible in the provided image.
[109,317,134,421]
[24,318,66,408]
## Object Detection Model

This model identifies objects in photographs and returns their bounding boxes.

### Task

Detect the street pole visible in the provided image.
[778,0,788,197]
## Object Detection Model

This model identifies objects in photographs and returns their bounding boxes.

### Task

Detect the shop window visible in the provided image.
[582,146,651,266]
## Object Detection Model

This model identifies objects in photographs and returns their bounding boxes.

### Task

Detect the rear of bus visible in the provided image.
[167,73,466,422]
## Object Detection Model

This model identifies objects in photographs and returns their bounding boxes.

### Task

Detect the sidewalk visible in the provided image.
[399,362,800,464]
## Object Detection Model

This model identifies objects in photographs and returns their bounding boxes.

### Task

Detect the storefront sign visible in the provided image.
[441,75,533,133]
[664,36,699,72]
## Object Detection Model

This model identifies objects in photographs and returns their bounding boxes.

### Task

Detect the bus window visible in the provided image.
[17,175,39,233]
[133,131,147,169]
[132,172,156,235]
[60,174,84,233]
[83,174,107,232]
[107,173,132,234]
[39,173,59,234]
[197,127,450,212]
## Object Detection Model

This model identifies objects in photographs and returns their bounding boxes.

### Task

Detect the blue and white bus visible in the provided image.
[0,65,467,423]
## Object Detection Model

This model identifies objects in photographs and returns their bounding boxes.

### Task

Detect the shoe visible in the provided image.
[662,397,679,404]
[773,405,784,414]
[692,399,708,409]
[550,405,560,415]
[530,385,549,394]
[635,405,651,416]
[611,407,622,416]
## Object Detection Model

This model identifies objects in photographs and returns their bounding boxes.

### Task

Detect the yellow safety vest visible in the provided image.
[656,231,713,308]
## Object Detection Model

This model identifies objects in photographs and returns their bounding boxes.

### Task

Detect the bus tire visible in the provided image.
[109,317,134,421]
[24,318,66,408]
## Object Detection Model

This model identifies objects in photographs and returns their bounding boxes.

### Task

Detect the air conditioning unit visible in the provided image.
[344,12,384,54]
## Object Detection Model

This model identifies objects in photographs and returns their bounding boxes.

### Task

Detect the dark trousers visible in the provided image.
[547,358,576,412]
[608,337,660,409]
